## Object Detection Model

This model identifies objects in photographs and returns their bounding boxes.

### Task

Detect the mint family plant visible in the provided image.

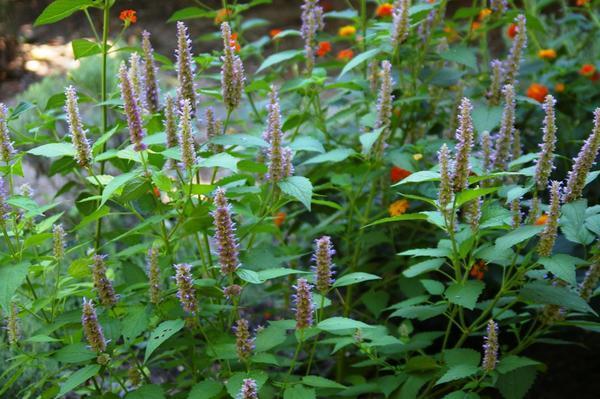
[1,0,600,398]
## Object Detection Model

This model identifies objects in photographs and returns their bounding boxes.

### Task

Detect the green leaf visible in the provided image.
[472,104,503,134]
[236,268,262,284]
[439,46,477,70]
[399,247,451,257]
[519,281,596,314]
[403,258,445,278]
[363,213,428,228]
[497,355,541,374]
[122,307,150,345]
[188,380,223,399]
[333,272,381,288]
[101,170,140,207]
[302,148,355,165]
[144,319,185,363]
[254,324,287,352]
[436,364,479,385]
[256,268,310,281]
[58,364,100,397]
[72,38,101,59]
[28,143,76,158]
[34,0,94,26]
[291,137,325,153]
[456,187,498,207]
[53,342,96,363]
[198,153,240,172]
[125,385,165,399]
[278,176,313,211]
[317,317,374,332]
[284,385,316,399]
[560,199,595,245]
[359,128,383,155]
[257,49,303,73]
[444,348,480,368]
[442,391,480,399]
[0,262,30,310]
[168,7,213,22]
[338,48,380,79]
[496,366,537,399]
[495,225,544,250]
[445,280,484,310]
[537,254,583,286]
[393,170,440,185]
[302,376,346,389]
[210,134,268,148]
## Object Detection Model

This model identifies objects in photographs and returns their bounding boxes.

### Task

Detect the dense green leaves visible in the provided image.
[144,319,185,363]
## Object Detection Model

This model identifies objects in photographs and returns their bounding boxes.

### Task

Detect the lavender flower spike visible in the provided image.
[391,0,410,49]
[487,60,503,106]
[119,63,147,151]
[0,103,15,163]
[174,263,198,314]
[312,236,335,293]
[64,86,92,167]
[176,21,197,115]
[91,254,118,307]
[293,278,314,330]
[212,187,241,275]
[438,144,453,211]
[234,319,255,362]
[0,177,11,222]
[503,15,527,87]
[265,85,284,182]
[164,95,178,149]
[221,22,245,112]
[534,95,557,191]
[178,98,197,171]
[482,319,499,372]
[52,224,66,260]
[579,262,600,302]
[300,0,324,74]
[128,52,146,112]
[238,378,259,399]
[142,30,160,113]
[7,302,20,346]
[373,60,395,158]
[563,108,600,203]
[282,147,294,178]
[452,97,474,192]
[82,298,106,353]
[493,84,516,170]
[147,247,161,305]
[538,181,562,257]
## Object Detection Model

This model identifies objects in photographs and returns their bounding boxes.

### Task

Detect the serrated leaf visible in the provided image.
[188,380,223,399]
[472,104,503,133]
[236,268,262,284]
[439,46,477,70]
[443,348,480,368]
[302,148,354,165]
[101,170,140,207]
[436,364,479,385]
[58,364,100,397]
[496,366,537,399]
[389,303,447,321]
[519,281,595,314]
[144,319,185,363]
[537,254,583,286]
[28,143,76,158]
[54,342,97,363]
[0,262,30,311]
[496,355,541,374]
[333,272,381,288]
[495,225,544,250]
[445,280,484,310]
[560,199,595,245]
[403,258,445,278]
[318,317,374,332]
[290,136,325,153]
[278,176,313,210]
[284,385,316,399]
[198,153,239,172]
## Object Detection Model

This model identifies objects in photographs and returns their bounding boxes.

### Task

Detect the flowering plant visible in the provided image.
[1,0,599,398]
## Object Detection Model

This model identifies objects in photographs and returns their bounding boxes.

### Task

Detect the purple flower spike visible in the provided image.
[212,187,240,276]
[482,319,499,372]
[452,97,474,192]
[82,298,106,353]
[0,103,15,163]
[119,62,147,151]
[142,30,160,113]
[234,319,255,362]
[173,263,198,314]
[64,86,92,167]
[176,22,197,116]
[300,0,324,74]
[221,22,245,112]
[91,254,118,307]
[312,236,335,293]
[534,95,557,191]
[293,278,314,330]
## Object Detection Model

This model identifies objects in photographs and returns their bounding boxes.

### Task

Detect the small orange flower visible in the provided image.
[230,32,241,52]
[316,41,332,57]
[478,8,492,21]
[526,83,549,103]
[152,187,160,198]
[555,82,565,93]
[470,260,488,280]
[471,21,482,31]
[580,63,596,77]
[507,23,518,39]
[336,49,354,62]
[270,29,283,39]
[119,9,137,24]
[390,166,411,183]
[538,49,557,60]
[576,0,590,6]
[274,212,286,227]
[214,8,233,24]
[389,199,410,217]
[376,3,394,17]
[534,214,549,225]
[338,25,357,37]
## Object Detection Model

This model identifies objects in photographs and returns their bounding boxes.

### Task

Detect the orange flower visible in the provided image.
[376,3,394,17]
[534,214,549,225]
[119,9,137,24]
[339,25,357,37]
[230,32,241,52]
[580,63,597,77]
[576,0,590,5]
[555,82,565,93]
[538,49,557,60]
[507,23,518,39]
[270,29,283,39]
[214,8,233,24]
[152,186,160,198]
[471,21,482,31]
[478,8,492,21]
[316,41,332,57]
[336,49,354,62]
[389,199,410,217]
[470,260,488,280]
[390,166,411,183]
[274,212,286,227]
[526,83,549,103]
